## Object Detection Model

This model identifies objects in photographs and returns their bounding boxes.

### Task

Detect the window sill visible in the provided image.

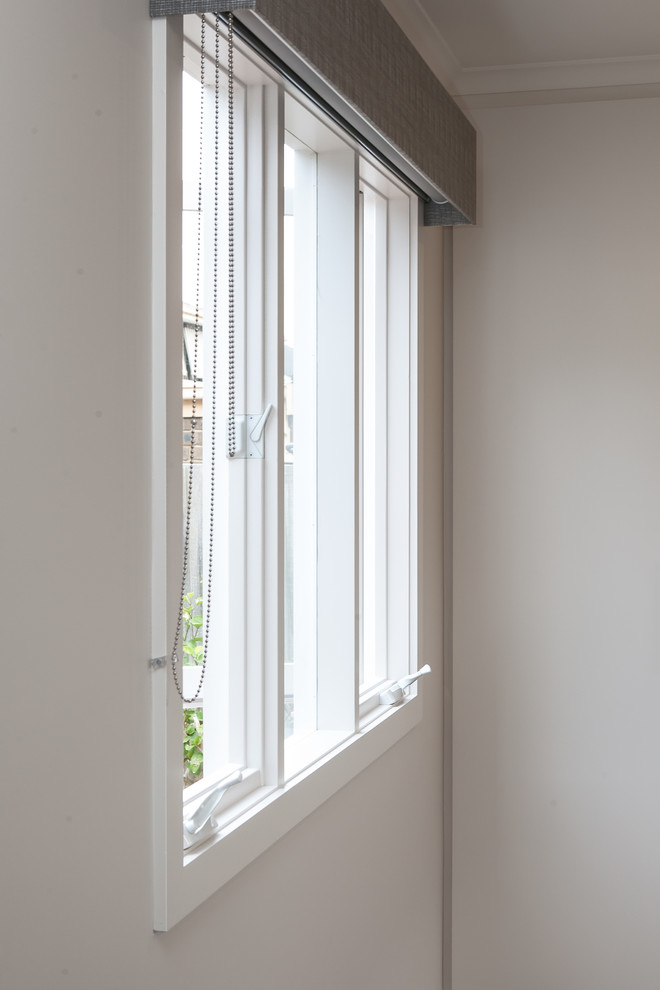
[284,728,352,781]
[155,689,423,931]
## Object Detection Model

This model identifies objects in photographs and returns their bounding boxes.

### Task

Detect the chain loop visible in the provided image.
[170,13,233,703]
[227,12,236,458]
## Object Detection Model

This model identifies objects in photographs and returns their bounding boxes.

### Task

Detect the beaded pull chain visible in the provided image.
[171,13,233,703]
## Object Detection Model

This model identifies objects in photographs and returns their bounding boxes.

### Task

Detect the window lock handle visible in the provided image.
[249,402,273,443]
[379,664,431,706]
[183,770,243,849]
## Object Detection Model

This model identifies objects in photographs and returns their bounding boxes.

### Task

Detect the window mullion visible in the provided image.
[287,138,318,740]
[316,147,360,733]
[231,80,249,767]
[360,184,389,693]
[386,195,414,684]
[257,81,284,786]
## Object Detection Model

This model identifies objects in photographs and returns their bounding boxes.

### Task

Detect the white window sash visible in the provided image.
[151,16,424,932]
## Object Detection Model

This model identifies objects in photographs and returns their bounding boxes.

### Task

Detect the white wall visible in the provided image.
[453,96,660,989]
[1,3,444,988]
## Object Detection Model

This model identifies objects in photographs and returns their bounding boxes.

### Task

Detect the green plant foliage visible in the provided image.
[183,707,204,786]
[182,591,204,666]
[182,585,204,785]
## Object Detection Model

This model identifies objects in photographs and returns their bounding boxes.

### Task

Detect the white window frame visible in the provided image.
[151,14,424,932]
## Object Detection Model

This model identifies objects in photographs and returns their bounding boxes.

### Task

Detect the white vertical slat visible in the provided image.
[316,148,359,733]
[224,73,248,769]
[259,82,285,786]
[360,182,389,689]
[386,194,414,683]
[291,143,319,737]
[244,81,266,776]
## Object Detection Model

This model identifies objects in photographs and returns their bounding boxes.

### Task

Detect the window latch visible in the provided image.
[183,769,243,850]
[227,404,273,458]
[379,664,431,706]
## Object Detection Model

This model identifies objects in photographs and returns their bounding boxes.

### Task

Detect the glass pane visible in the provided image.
[181,69,206,786]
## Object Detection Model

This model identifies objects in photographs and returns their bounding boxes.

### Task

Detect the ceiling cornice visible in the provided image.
[381,0,660,107]
[456,55,660,107]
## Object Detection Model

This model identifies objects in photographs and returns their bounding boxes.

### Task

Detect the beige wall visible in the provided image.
[1,3,445,988]
[453,96,660,989]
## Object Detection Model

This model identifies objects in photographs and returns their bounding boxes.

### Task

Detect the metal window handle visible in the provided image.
[228,405,273,458]
[183,770,243,849]
[379,664,431,706]
[250,403,273,443]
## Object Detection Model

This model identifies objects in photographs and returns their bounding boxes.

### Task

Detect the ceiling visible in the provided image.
[381,0,660,106]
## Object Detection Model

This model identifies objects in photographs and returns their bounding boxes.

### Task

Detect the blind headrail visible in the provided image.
[150,0,476,225]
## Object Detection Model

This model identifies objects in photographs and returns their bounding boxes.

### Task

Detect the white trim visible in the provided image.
[284,134,318,741]
[152,14,425,932]
[455,55,660,107]
[381,0,660,107]
[458,79,660,109]
[315,145,360,735]
[456,53,660,95]
[152,14,183,936]
[166,692,423,930]
[259,79,284,788]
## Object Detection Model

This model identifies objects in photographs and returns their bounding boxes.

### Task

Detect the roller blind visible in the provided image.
[150,0,476,225]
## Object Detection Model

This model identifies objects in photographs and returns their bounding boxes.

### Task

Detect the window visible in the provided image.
[152,14,425,930]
